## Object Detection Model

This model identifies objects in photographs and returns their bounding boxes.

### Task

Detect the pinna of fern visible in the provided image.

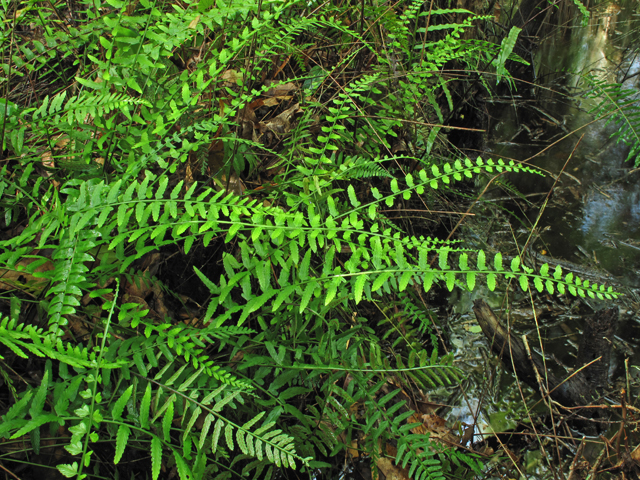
[586,74,640,167]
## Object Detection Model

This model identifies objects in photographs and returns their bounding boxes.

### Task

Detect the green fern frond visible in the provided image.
[113,318,254,389]
[492,176,531,203]
[138,374,309,469]
[571,0,590,26]
[395,434,448,480]
[0,158,617,355]
[336,156,394,179]
[31,91,150,123]
[494,26,522,86]
[586,75,640,166]
[43,233,95,335]
[0,316,123,369]
[2,3,619,479]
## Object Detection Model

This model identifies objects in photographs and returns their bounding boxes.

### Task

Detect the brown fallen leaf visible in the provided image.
[122,294,149,313]
[67,315,91,339]
[213,173,245,196]
[257,103,301,135]
[188,15,200,29]
[347,439,360,458]
[265,81,297,97]
[221,69,243,85]
[263,96,290,106]
[631,443,640,463]
[377,457,410,480]
[0,257,53,294]
[409,413,462,447]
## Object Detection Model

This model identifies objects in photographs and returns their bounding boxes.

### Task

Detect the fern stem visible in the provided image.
[76,278,119,480]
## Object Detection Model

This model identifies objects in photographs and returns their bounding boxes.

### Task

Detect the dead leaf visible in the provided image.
[257,103,301,135]
[67,315,90,339]
[265,82,297,97]
[41,150,55,177]
[125,275,153,298]
[56,136,70,149]
[263,97,284,107]
[214,173,245,196]
[185,160,194,185]
[409,414,462,447]
[39,135,70,182]
[247,98,265,111]
[0,257,53,294]
[221,69,243,85]
[122,294,149,312]
[382,444,395,457]
[347,439,360,458]
[419,414,447,433]
[188,15,200,29]
[631,444,640,463]
[152,282,170,320]
[377,457,410,480]
[242,103,258,123]
[391,138,408,154]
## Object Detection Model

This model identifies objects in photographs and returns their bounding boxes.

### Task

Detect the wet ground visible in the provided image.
[486,0,640,285]
[443,0,640,476]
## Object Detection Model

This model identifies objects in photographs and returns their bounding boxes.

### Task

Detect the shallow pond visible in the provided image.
[487,0,640,285]
[446,0,640,475]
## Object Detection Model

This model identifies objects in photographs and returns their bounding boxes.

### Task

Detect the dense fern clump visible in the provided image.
[0,0,619,478]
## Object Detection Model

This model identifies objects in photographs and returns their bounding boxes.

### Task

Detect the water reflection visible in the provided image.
[581,185,640,237]
[486,0,640,284]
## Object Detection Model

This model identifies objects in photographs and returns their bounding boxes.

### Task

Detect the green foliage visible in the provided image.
[586,75,640,166]
[494,27,522,87]
[571,0,591,26]
[0,0,618,478]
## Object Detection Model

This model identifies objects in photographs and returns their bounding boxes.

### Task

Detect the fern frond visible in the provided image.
[572,0,590,26]
[492,176,531,203]
[0,316,123,369]
[31,91,150,123]
[0,157,617,358]
[43,233,95,335]
[494,27,522,87]
[586,75,640,166]
[395,434,448,480]
[336,156,394,179]
[112,321,254,389]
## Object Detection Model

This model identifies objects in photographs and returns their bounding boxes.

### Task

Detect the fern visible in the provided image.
[0,317,122,371]
[2,158,616,343]
[313,350,469,479]
[571,0,591,26]
[586,75,640,166]
[110,319,254,389]
[30,92,149,123]
[494,26,522,87]
[0,0,615,478]
[0,158,618,477]
[331,155,394,180]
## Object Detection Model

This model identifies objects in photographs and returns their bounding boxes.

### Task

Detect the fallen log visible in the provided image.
[472,300,618,413]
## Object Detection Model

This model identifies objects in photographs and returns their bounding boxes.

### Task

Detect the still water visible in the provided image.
[446,1,640,474]
[486,0,640,285]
